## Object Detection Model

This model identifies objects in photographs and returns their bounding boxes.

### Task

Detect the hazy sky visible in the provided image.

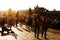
[0,0,60,11]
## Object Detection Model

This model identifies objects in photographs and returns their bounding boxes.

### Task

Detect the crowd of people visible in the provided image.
[0,18,15,35]
[31,14,48,39]
[0,13,60,40]
[19,13,60,39]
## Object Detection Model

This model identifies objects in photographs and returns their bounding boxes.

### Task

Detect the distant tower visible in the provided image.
[34,5,39,10]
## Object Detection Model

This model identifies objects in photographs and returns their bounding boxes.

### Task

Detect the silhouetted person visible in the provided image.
[25,17,29,25]
[32,14,41,39]
[28,17,32,28]
[16,18,18,27]
[1,18,7,35]
[41,17,48,39]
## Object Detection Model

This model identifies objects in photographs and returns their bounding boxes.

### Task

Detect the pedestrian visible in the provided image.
[41,16,48,39]
[32,14,41,39]
[1,18,7,35]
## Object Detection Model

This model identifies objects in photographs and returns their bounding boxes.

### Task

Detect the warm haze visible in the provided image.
[0,0,60,11]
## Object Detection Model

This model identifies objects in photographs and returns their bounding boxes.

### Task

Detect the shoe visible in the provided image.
[37,37,39,39]
[45,37,47,39]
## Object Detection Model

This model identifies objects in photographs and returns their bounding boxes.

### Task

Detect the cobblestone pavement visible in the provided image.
[0,24,60,40]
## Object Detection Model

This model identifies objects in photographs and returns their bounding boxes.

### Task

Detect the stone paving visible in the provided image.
[0,24,60,40]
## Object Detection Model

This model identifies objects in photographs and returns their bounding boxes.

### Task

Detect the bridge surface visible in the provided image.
[0,24,60,40]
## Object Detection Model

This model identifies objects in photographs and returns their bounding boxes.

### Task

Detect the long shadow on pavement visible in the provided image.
[22,28,31,32]
[48,29,60,34]
[17,28,23,32]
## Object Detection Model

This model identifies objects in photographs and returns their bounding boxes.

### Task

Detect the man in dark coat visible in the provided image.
[1,18,7,35]
[41,16,48,39]
[32,14,41,39]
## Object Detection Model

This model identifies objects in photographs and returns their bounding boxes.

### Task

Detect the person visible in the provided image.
[16,18,18,27]
[32,14,41,39]
[1,18,7,35]
[41,16,48,39]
